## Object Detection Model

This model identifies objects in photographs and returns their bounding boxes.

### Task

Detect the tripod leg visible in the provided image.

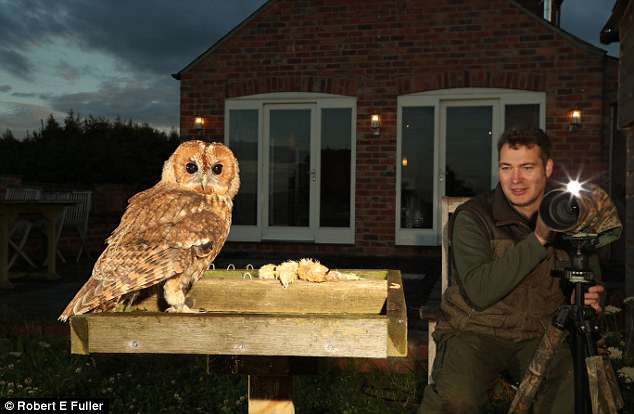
[507,325,567,414]
[585,355,624,414]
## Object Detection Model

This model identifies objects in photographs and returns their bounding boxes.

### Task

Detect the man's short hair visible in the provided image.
[497,128,552,165]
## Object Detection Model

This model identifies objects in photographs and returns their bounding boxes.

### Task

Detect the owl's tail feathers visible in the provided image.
[59,303,80,322]
[59,296,88,322]
[58,279,102,322]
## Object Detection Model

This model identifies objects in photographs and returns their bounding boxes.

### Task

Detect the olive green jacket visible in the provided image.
[437,184,573,341]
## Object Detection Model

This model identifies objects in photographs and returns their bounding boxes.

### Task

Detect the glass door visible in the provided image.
[440,100,499,198]
[262,104,318,241]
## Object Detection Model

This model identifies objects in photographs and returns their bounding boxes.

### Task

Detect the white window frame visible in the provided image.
[225,92,357,244]
[396,88,546,246]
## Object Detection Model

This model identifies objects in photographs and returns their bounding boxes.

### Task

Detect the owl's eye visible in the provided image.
[212,163,223,175]
[185,162,198,174]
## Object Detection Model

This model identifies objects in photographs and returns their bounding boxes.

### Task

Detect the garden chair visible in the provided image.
[423,196,470,384]
[55,191,93,262]
[40,191,71,264]
[4,187,43,270]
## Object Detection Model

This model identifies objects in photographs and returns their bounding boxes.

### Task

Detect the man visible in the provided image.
[419,129,603,413]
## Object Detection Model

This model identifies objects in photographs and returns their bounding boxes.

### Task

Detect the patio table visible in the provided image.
[0,200,78,289]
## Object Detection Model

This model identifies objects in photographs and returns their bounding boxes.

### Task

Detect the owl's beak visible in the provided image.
[199,175,208,192]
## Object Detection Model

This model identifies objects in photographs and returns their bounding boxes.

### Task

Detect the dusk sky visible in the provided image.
[0,0,619,139]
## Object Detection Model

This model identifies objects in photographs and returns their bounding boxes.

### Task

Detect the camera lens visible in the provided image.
[540,189,581,231]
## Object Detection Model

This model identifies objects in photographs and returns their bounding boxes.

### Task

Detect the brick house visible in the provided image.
[173,0,619,265]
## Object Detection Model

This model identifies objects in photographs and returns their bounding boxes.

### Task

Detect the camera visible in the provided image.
[538,181,621,246]
[539,181,623,283]
[539,186,588,233]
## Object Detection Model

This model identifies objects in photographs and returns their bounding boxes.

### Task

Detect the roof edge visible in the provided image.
[600,0,629,44]
[171,0,274,80]
[509,0,607,56]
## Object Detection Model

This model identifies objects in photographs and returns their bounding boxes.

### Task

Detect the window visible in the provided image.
[396,88,545,245]
[226,93,356,244]
[229,109,258,226]
[401,107,435,229]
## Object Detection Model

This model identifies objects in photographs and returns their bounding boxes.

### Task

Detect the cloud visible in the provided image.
[0,0,267,135]
[55,61,82,81]
[0,0,268,78]
[47,76,179,130]
[0,47,35,81]
[11,92,37,98]
[0,100,65,137]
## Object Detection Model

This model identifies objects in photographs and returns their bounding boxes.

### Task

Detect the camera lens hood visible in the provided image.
[539,189,583,232]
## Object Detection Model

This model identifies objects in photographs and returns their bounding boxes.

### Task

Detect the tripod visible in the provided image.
[508,236,624,414]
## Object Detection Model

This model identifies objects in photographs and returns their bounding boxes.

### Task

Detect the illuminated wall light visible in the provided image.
[194,116,205,138]
[569,109,581,131]
[402,157,408,167]
[370,114,381,136]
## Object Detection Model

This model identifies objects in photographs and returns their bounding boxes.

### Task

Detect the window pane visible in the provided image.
[505,104,539,130]
[446,106,492,196]
[229,109,258,225]
[320,108,351,227]
[269,109,310,227]
[401,107,434,229]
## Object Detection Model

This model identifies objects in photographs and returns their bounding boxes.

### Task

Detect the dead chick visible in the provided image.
[297,258,329,282]
[276,260,298,288]
[258,263,277,280]
[326,270,361,281]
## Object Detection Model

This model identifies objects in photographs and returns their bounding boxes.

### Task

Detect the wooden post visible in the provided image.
[0,210,13,289]
[248,374,295,414]
[43,209,57,275]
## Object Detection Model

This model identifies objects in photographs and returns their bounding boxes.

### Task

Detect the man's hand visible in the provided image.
[571,284,605,313]
[534,215,552,245]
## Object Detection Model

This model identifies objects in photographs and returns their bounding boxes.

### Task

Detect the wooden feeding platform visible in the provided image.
[69,268,407,413]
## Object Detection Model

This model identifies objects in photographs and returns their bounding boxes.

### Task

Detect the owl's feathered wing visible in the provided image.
[59,184,231,321]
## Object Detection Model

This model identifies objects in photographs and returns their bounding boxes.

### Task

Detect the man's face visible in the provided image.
[498,143,553,217]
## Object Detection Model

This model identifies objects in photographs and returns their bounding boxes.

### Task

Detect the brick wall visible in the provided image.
[178,0,617,258]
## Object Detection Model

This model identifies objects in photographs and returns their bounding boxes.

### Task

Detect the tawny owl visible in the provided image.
[59,140,239,321]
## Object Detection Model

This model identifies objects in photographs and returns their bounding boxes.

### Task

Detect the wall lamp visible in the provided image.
[568,109,581,132]
[194,116,205,137]
[370,114,381,136]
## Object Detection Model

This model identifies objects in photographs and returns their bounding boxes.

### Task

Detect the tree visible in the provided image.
[0,112,181,186]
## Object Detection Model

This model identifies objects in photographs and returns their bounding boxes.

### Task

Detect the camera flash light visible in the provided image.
[566,180,582,197]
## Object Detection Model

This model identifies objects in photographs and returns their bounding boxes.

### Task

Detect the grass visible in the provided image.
[0,330,423,414]
[3,324,630,413]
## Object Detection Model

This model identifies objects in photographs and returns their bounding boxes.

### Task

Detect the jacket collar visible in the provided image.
[492,181,558,227]
[491,183,533,227]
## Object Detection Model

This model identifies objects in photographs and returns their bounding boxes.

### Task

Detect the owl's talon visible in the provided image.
[165,305,206,313]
